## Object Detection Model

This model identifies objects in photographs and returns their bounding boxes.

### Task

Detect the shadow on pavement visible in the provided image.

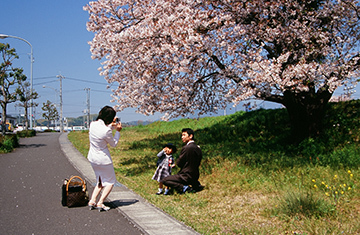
[109,199,139,209]
[18,143,46,148]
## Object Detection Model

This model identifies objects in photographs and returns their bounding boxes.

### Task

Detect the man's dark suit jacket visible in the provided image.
[176,142,202,182]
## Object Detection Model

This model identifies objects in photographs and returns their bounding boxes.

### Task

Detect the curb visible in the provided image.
[59,132,200,235]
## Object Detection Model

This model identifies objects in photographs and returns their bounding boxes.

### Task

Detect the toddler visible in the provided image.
[152,143,176,195]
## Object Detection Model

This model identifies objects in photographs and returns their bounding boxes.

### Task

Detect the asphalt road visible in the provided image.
[0,132,143,235]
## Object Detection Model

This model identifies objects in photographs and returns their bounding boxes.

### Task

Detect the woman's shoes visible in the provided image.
[89,201,110,212]
[88,201,96,210]
[96,203,110,212]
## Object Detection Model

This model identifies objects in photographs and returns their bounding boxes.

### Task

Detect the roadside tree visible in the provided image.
[84,0,360,141]
[41,100,59,129]
[17,81,38,130]
[0,43,27,134]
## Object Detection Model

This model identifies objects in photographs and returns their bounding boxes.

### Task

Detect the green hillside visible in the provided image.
[69,99,360,234]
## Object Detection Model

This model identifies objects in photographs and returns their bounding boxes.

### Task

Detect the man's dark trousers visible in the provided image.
[161,174,188,192]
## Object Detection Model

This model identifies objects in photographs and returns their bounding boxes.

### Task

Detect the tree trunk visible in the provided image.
[1,104,7,135]
[24,102,29,130]
[281,89,332,143]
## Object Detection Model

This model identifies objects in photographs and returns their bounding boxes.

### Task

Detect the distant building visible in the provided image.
[0,114,17,132]
[0,114,17,126]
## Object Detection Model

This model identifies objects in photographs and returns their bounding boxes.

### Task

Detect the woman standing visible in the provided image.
[87,106,122,211]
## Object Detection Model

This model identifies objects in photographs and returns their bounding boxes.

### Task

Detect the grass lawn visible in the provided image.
[68,100,360,234]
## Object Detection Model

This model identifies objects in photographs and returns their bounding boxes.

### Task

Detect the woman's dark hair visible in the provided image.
[96,106,116,125]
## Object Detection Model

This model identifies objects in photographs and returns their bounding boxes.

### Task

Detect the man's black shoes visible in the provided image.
[194,184,204,192]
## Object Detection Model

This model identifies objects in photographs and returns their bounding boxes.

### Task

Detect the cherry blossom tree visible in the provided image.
[84,0,359,141]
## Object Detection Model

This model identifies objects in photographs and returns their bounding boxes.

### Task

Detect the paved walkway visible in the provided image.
[60,132,199,235]
[0,132,141,235]
[0,132,199,235]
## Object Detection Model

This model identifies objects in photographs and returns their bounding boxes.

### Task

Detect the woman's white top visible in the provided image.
[87,119,120,165]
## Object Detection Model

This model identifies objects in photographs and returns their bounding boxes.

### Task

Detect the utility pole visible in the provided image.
[84,88,90,128]
[56,74,64,132]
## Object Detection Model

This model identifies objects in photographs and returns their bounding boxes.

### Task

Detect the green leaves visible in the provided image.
[0,42,30,133]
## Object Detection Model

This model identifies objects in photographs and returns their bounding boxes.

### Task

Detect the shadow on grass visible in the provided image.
[128,132,181,151]
[115,132,181,176]
[116,100,360,176]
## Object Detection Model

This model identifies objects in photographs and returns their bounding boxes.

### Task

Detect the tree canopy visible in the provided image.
[17,81,38,129]
[84,0,360,140]
[41,100,59,128]
[0,43,27,133]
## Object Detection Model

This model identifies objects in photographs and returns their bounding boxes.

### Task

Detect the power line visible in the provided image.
[34,80,58,86]
[63,89,84,93]
[33,76,56,80]
[66,77,108,85]
[33,75,110,86]
[91,89,111,93]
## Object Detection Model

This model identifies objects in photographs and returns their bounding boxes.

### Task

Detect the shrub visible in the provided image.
[16,129,36,138]
[0,134,19,153]
[277,191,335,218]
[319,146,360,168]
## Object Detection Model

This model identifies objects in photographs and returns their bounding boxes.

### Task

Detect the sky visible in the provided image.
[1,0,165,123]
[1,1,358,124]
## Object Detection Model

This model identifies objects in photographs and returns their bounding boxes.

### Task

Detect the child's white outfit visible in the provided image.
[152,150,174,182]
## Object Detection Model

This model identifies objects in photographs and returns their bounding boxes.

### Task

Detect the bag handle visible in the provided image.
[66,175,87,192]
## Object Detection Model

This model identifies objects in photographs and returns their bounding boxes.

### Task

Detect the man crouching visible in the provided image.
[161,128,204,195]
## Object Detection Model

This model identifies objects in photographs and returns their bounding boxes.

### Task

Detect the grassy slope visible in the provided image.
[69,100,360,234]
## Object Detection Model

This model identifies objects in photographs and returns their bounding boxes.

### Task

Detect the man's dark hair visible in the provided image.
[97,105,116,125]
[182,128,195,140]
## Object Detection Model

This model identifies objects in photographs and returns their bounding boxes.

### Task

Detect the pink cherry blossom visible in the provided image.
[84,0,359,140]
